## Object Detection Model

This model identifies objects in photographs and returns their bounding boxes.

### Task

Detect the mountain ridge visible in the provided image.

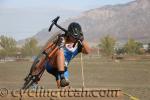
[17,0,150,46]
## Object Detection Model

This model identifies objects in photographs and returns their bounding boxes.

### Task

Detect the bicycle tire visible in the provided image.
[22,68,45,90]
[22,54,45,90]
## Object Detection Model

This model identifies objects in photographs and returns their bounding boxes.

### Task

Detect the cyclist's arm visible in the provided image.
[81,40,91,54]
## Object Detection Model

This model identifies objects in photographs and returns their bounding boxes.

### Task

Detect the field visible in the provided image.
[0,56,150,100]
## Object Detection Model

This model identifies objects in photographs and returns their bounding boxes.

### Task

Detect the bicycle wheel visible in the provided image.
[22,52,46,89]
[22,67,45,90]
[21,68,45,90]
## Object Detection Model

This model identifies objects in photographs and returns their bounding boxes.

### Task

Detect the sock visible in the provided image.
[58,71,65,79]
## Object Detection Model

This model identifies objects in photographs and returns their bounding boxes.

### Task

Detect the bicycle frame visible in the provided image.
[22,16,67,90]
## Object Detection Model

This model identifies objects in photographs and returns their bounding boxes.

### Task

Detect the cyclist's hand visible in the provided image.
[57,35,65,47]
[79,34,84,42]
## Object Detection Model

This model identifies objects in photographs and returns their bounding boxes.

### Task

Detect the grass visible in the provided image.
[0,57,150,100]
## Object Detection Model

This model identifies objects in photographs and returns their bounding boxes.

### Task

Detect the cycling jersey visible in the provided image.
[63,43,79,67]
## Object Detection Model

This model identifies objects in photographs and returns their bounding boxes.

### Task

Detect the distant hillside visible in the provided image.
[18,0,150,46]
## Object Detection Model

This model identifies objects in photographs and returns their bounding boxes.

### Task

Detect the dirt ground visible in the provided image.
[0,57,150,100]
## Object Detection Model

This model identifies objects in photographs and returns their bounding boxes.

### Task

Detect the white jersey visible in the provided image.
[63,43,79,67]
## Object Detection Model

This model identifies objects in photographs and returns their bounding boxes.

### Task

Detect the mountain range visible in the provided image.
[17,0,150,46]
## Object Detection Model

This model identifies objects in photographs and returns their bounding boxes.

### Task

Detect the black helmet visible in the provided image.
[67,22,83,40]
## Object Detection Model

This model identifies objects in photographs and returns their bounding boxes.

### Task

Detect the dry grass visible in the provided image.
[0,57,150,100]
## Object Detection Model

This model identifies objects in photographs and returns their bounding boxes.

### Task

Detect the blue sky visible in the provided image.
[0,0,134,40]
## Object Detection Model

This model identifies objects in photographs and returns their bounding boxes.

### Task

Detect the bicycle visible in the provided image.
[21,16,68,90]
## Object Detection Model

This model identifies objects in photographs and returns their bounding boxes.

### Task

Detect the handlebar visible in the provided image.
[48,16,67,33]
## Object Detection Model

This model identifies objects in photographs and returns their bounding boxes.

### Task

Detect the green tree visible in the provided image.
[147,43,150,53]
[99,35,116,56]
[21,38,40,57]
[0,35,17,57]
[124,39,142,54]
[116,48,125,55]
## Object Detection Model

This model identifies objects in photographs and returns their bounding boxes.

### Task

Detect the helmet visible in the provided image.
[67,22,83,40]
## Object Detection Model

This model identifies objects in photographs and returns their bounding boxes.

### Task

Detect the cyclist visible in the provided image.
[32,22,91,88]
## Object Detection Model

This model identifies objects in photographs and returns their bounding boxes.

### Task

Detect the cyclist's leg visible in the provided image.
[55,49,70,87]
[56,49,65,74]
[45,60,61,88]
[45,61,70,88]
[56,68,70,88]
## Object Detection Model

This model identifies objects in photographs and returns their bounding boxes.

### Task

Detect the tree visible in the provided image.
[124,39,143,54]
[147,43,150,53]
[116,48,125,55]
[0,35,17,57]
[99,35,116,56]
[21,38,40,57]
